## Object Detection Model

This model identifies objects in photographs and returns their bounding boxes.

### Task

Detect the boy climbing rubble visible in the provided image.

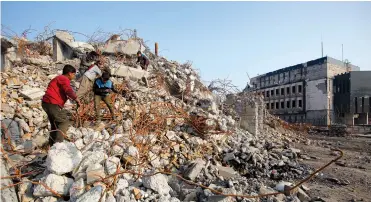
[93,72,118,122]
[42,65,81,146]
[136,51,150,70]
[76,60,104,102]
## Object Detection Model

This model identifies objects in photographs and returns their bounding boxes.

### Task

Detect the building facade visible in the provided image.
[333,71,371,125]
[247,56,360,126]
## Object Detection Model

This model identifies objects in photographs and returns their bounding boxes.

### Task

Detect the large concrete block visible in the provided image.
[101,39,145,55]
[111,65,149,80]
[20,88,45,100]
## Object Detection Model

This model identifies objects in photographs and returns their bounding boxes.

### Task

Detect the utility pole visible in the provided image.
[155,42,159,56]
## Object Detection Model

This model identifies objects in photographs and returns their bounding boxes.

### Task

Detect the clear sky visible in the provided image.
[2,1,370,89]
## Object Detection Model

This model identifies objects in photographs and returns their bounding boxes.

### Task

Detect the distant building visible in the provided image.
[247,56,360,126]
[333,71,371,125]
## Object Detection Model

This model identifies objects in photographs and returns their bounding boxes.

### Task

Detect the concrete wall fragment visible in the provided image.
[101,39,145,55]
[227,93,264,135]
[53,31,94,62]
[111,65,149,80]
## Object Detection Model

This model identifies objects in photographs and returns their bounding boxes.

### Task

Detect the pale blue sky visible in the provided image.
[2,2,370,89]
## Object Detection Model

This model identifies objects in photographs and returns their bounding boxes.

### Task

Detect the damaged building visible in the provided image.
[247,56,360,126]
[333,71,371,125]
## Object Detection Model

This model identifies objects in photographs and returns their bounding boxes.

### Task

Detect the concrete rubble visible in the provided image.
[0,32,315,202]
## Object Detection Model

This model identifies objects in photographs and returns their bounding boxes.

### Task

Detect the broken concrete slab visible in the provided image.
[105,156,121,175]
[111,64,149,80]
[86,163,106,184]
[33,174,74,197]
[217,166,236,180]
[75,185,104,202]
[1,118,22,146]
[113,179,129,196]
[1,158,18,202]
[73,151,107,178]
[20,88,45,100]
[143,173,171,195]
[184,158,206,180]
[101,39,145,55]
[69,178,85,202]
[14,117,31,132]
[22,56,50,67]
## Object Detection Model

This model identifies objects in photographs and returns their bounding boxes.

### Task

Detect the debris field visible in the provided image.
[0,30,344,202]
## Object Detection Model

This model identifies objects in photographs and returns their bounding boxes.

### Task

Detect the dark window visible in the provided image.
[281,102,284,109]
[292,86,296,94]
[276,89,279,95]
[362,97,365,112]
[287,101,290,108]
[271,90,274,96]
[299,100,302,108]
[276,102,279,109]
[355,97,358,113]
[287,87,290,94]
[292,100,296,108]
[271,103,274,109]
[298,85,302,93]
[294,116,297,122]
[266,91,269,97]
[266,103,269,109]
[281,88,285,95]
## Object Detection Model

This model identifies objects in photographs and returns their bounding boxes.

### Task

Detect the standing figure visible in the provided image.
[76,60,103,102]
[93,72,118,122]
[42,65,81,146]
[136,51,150,70]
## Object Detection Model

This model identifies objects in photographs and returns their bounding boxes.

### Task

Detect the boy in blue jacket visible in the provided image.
[93,72,118,122]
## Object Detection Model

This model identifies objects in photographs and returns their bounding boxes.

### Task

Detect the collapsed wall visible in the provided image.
[225,93,265,136]
[0,31,311,202]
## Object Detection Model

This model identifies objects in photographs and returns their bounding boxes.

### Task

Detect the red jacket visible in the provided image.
[42,75,77,108]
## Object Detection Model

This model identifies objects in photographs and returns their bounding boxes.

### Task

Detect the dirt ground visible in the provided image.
[293,135,371,202]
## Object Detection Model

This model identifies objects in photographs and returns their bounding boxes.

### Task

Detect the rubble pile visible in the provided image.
[1,32,313,202]
[309,125,349,137]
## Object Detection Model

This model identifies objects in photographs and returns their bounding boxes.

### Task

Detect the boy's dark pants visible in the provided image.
[42,102,70,146]
[94,95,114,121]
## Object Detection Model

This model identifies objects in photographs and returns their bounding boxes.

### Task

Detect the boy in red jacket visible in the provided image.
[42,65,81,146]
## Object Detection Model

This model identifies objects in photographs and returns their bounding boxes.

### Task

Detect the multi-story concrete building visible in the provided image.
[333,71,371,125]
[247,56,360,126]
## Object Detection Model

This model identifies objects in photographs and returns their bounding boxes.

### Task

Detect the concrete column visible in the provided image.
[53,37,63,62]
[367,113,369,125]
[241,104,259,135]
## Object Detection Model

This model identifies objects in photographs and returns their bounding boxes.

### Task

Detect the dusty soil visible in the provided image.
[294,135,371,202]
